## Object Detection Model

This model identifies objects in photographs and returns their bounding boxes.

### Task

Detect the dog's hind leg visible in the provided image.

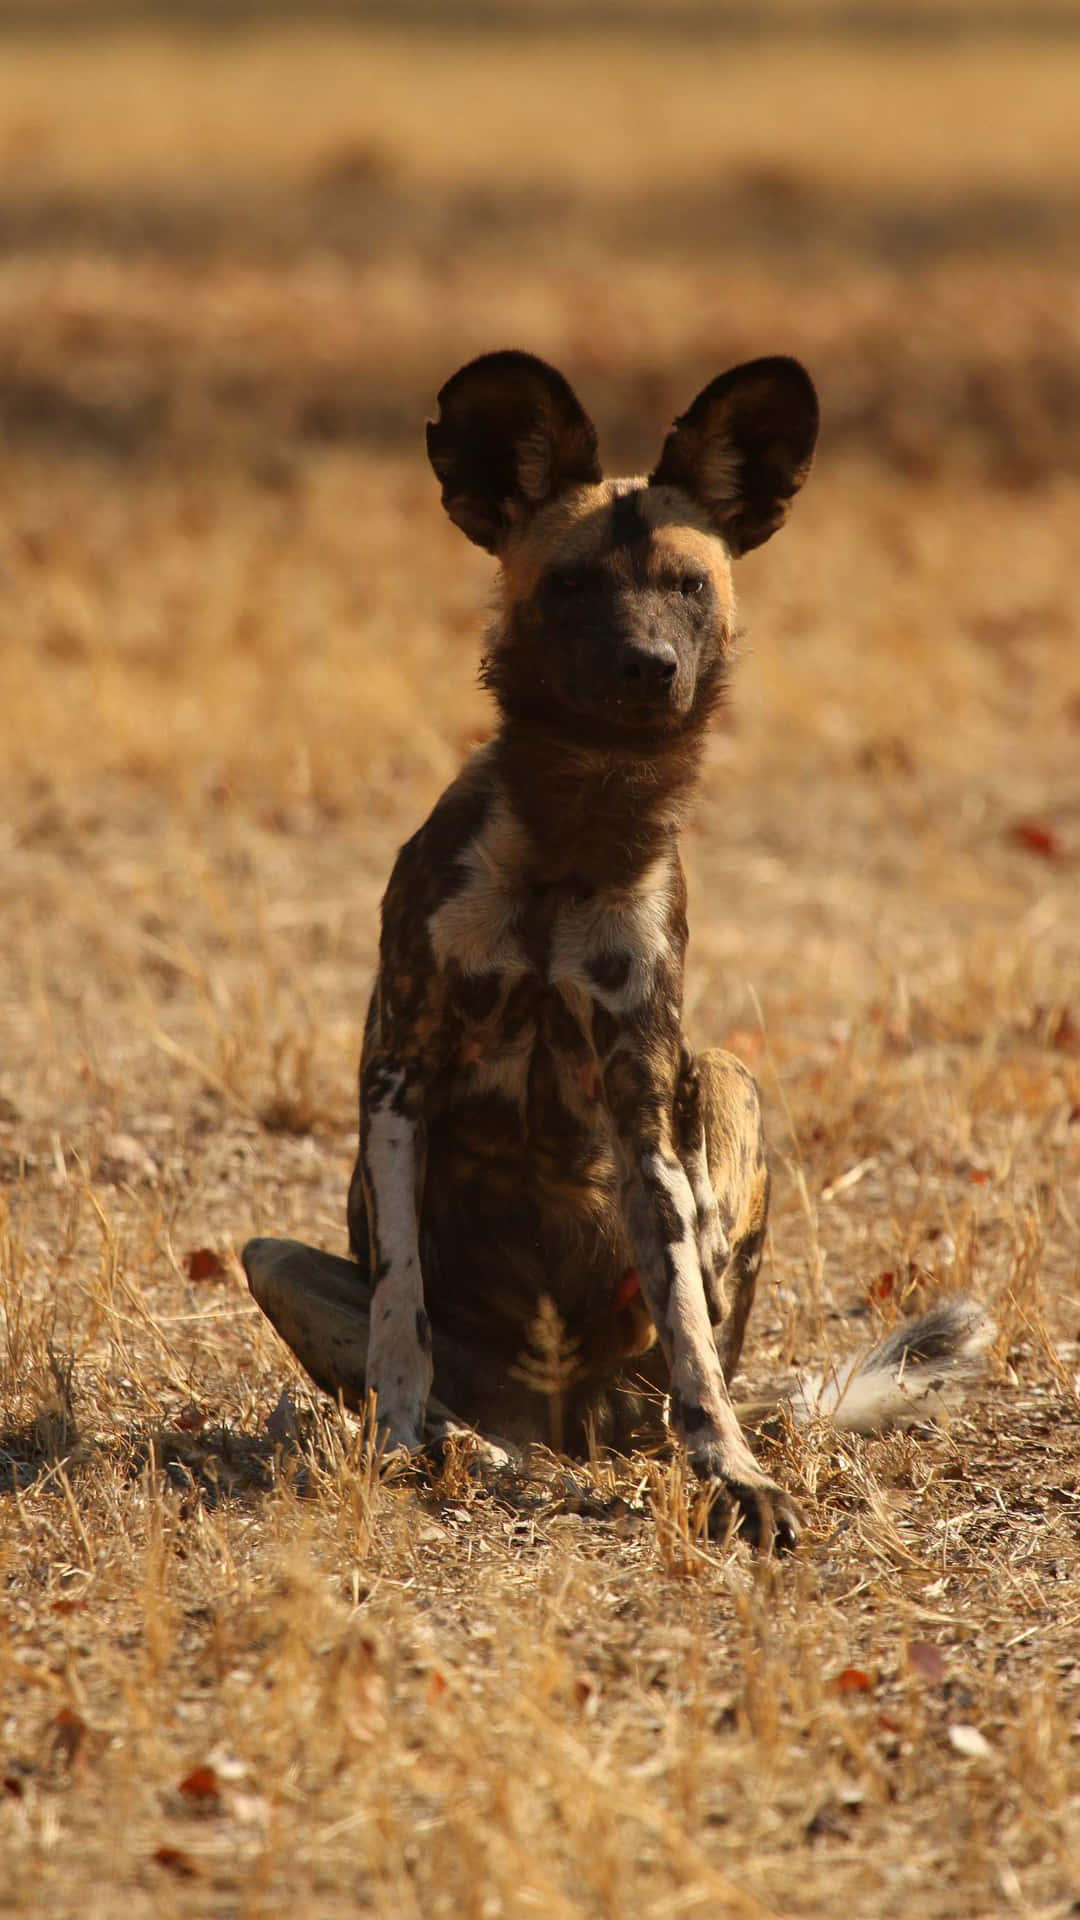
[242,1237,374,1411]
[242,1236,513,1462]
[674,1047,770,1386]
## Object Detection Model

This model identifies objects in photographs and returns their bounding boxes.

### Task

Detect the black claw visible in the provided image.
[773,1511,800,1556]
[417,1434,450,1476]
[416,1440,491,1489]
[708,1480,801,1555]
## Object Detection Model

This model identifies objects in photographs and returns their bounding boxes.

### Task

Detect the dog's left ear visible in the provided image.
[426,351,602,555]
[650,357,818,557]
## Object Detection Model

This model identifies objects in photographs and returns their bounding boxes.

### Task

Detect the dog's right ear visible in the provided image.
[650,357,818,557]
[426,352,602,554]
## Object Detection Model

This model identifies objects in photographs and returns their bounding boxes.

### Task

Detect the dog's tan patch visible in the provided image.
[498,478,736,620]
[498,480,621,602]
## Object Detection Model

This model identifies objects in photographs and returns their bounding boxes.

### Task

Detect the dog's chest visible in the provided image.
[427,853,673,1129]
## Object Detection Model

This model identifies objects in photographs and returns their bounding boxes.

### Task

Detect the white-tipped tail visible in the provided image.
[790,1296,993,1433]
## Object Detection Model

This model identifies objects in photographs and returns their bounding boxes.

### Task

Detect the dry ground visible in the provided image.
[2,10,1080,1916]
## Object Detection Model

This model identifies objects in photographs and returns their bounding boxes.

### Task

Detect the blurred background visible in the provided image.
[3,0,1080,808]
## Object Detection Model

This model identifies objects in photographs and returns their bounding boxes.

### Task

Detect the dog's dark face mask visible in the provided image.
[484,483,733,740]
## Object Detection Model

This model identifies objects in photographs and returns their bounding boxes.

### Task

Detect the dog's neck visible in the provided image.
[487,716,709,893]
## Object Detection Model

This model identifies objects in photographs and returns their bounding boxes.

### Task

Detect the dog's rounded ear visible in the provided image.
[426,351,602,554]
[650,357,818,557]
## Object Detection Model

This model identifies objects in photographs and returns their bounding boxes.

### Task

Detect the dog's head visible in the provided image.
[427,350,818,739]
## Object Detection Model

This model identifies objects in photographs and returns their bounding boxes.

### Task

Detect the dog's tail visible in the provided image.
[737,1295,993,1435]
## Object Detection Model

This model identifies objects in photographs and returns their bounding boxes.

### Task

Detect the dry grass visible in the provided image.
[2,12,1080,1917]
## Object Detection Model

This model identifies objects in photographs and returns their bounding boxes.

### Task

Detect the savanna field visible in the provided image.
[1,6,1080,1914]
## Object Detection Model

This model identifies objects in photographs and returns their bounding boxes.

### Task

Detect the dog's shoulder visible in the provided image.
[380,747,502,937]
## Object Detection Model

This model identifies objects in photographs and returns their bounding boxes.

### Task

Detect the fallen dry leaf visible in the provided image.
[908,1641,947,1685]
[831,1667,875,1695]
[152,1845,199,1878]
[184,1249,227,1283]
[178,1764,222,1808]
[948,1724,993,1759]
[1008,819,1066,860]
[206,1748,249,1783]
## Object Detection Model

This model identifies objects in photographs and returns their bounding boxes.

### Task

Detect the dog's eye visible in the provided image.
[679,574,707,598]
[550,570,586,595]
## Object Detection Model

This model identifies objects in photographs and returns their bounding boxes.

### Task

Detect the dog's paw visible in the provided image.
[693,1457,802,1555]
[722,1478,800,1555]
[423,1414,515,1473]
[368,1390,426,1458]
[366,1329,433,1457]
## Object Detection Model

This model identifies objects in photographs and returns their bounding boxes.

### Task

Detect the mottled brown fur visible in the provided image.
[245,349,818,1550]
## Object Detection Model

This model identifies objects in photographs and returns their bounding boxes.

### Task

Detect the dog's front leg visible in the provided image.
[358,1047,434,1453]
[606,1050,799,1552]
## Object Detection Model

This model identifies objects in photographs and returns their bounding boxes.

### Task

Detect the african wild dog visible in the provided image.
[242,351,985,1553]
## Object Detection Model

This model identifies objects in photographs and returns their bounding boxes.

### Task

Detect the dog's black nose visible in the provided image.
[620,644,678,692]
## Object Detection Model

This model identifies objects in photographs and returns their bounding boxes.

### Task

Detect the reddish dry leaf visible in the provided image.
[3,1774,25,1799]
[1009,818,1065,860]
[178,1764,221,1804]
[967,1168,993,1186]
[174,1404,206,1433]
[907,1640,947,1684]
[50,1598,86,1615]
[184,1248,226,1283]
[876,1711,901,1734]
[831,1666,874,1695]
[868,1271,896,1303]
[153,1845,199,1878]
[426,1670,449,1703]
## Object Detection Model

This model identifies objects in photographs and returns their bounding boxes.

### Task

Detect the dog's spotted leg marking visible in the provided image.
[628,1144,753,1464]
[674,1047,729,1319]
[606,1042,799,1552]
[360,1055,433,1452]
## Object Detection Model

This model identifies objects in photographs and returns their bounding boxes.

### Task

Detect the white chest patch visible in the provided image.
[548,854,673,1010]
[427,798,532,979]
